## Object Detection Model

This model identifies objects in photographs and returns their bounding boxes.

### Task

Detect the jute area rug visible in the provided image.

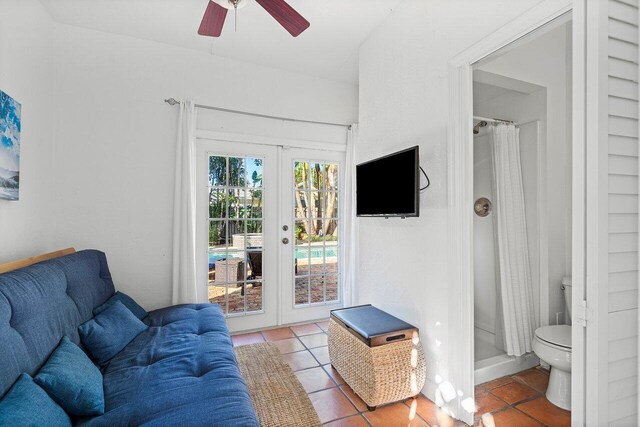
[235,342,322,427]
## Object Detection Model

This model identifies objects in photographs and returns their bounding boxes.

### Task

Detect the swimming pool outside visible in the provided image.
[208,245,338,265]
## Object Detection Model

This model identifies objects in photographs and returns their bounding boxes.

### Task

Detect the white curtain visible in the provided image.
[342,124,359,306]
[490,124,536,356]
[172,100,199,305]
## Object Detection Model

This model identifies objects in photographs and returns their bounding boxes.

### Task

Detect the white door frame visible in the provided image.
[446,1,585,425]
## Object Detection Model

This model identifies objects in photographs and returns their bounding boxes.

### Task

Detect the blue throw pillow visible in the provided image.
[94,291,147,320]
[79,300,148,366]
[34,336,105,416]
[0,373,71,427]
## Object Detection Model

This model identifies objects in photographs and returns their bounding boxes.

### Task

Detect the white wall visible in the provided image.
[357,0,545,409]
[478,23,572,326]
[0,0,56,262]
[51,24,358,310]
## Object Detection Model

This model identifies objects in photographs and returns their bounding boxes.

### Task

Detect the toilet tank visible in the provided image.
[562,277,572,322]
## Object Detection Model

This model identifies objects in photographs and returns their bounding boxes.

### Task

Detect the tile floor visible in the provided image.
[474,368,571,427]
[232,321,571,426]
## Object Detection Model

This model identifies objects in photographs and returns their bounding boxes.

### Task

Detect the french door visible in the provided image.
[197,141,278,332]
[197,139,344,332]
[280,148,344,325]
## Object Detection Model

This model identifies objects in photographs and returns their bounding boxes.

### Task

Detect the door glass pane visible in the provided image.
[295,277,310,305]
[308,191,320,218]
[326,275,339,302]
[324,219,338,242]
[323,245,338,274]
[228,283,245,314]
[209,156,227,187]
[209,220,227,247]
[228,220,245,245]
[294,191,308,218]
[229,157,246,187]
[247,189,263,219]
[309,162,323,191]
[246,281,263,312]
[293,161,340,307]
[208,154,264,316]
[325,164,338,191]
[227,189,245,219]
[294,220,309,245]
[209,188,226,219]
[246,221,263,247]
[310,275,324,303]
[325,193,338,219]
[294,161,307,189]
[307,218,323,242]
[295,245,311,276]
[215,258,239,283]
[246,158,263,188]
[247,251,262,281]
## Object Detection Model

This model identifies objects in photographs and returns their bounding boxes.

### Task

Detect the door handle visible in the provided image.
[282,238,289,245]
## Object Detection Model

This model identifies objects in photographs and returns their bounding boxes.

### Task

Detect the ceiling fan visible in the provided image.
[198,0,310,38]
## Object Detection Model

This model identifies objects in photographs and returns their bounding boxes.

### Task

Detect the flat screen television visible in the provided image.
[356,146,420,218]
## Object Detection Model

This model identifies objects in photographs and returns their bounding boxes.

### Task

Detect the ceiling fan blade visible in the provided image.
[198,1,228,37]
[255,0,310,37]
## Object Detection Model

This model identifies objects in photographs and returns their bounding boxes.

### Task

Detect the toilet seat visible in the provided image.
[535,325,571,351]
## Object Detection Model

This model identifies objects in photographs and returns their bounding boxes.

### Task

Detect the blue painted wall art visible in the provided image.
[0,90,21,201]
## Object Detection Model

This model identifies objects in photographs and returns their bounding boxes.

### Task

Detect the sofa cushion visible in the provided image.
[0,373,72,427]
[93,291,147,320]
[0,250,115,398]
[34,336,104,416]
[78,304,259,427]
[79,301,148,367]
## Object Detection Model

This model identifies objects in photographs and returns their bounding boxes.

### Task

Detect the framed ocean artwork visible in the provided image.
[0,90,21,201]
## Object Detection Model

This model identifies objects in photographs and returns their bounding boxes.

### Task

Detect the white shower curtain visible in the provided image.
[172,100,199,305]
[343,124,359,306]
[490,124,536,356]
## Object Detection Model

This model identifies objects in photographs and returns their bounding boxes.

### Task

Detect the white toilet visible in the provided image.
[532,277,572,411]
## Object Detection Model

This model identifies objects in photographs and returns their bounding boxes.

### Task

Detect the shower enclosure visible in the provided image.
[473,120,541,384]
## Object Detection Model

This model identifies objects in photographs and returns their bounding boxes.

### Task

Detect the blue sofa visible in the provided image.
[0,250,259,426]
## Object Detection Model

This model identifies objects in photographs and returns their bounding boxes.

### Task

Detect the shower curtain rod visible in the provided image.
[164,98,352,130]
[474,115,517,125]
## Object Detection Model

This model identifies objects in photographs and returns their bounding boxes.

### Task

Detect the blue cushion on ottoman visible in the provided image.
[0,373,71,427]
[79,301,148,366]
[34,336,104,416]
[93,291,147,320]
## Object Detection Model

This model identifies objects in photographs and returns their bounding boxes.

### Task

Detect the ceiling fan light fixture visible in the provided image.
[212,0,248,10]
[199,0,310,38]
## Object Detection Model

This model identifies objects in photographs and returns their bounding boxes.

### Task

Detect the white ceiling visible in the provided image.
[38,0,404,84]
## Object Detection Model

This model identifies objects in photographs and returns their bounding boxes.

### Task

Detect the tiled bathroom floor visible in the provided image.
[474,368,571,426]
[232,321,571,426]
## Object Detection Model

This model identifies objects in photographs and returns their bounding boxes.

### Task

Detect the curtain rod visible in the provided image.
[473,115,517,125]
[164,98,352,130]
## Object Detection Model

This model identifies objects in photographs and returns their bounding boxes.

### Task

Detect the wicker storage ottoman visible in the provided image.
[327,305,426,410]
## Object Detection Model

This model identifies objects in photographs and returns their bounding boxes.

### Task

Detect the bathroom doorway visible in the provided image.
[472,71,548,384]
[470,15,574,421]
[447,0,638,424]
